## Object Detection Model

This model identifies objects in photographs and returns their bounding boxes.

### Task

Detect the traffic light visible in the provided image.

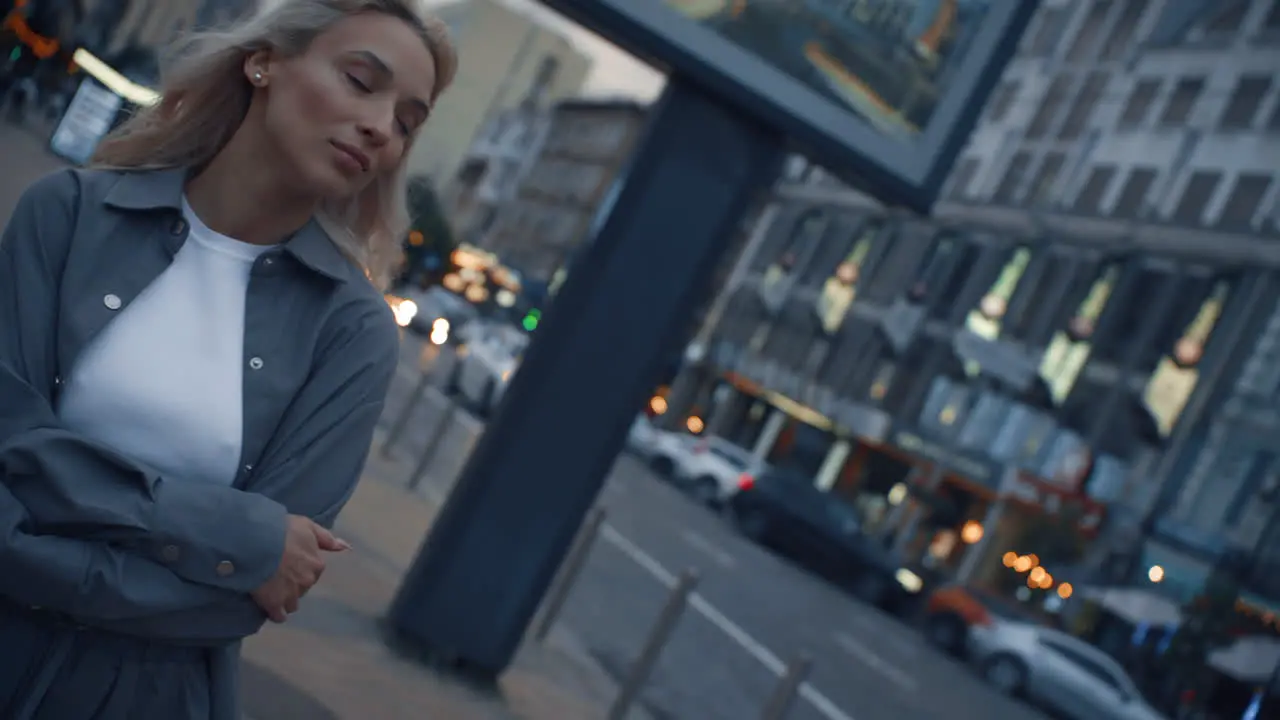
[521,308,541,332]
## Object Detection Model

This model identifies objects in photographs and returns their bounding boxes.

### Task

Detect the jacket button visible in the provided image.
[215,561,235,577]
[103,294,122,310]
[161,545,181,563]
[248,357,264,370]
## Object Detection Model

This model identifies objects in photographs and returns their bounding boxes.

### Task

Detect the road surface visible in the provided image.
[377,340,1047,720]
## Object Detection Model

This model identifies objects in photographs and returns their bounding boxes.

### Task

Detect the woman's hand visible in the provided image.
[251,514,350,622]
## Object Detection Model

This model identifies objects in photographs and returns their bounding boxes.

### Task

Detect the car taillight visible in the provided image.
[737,473,755,491]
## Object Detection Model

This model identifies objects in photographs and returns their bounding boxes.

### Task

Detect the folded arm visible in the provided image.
[0,170,397,640]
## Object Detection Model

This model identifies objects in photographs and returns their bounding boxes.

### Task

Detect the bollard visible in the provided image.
[407,397,459,490]
[381,369,435,458]
[758,654,812,720]
[532,506,608,642]
[608,569,699,720]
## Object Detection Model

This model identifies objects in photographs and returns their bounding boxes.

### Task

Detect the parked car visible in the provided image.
[453,323,527,416]
[625,416,688,461]
[392,286,479,341]
[642,429,701,479]
[725,468,925,610]
[671,436,769,506]
[968,622,1166,720]
[921,582,1050,657]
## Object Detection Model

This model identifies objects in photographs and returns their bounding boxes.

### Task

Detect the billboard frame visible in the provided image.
[541,0,1040,212]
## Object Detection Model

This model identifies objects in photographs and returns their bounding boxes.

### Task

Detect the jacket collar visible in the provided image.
[103,167,353,283]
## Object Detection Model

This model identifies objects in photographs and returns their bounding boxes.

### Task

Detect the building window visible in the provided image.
[813,224,877,335]
[1117,79,1161,128]
[1027,152,1066,207]
[1266,2,1280,30]
[1026,76,1072,140]
[986,81,1020,122]
[1203,2,1249,34]
[993,152,1032,205]
[1023,7,1069,57]
[1091,264,1178,365]
[1111,167,1158,218]
[1143,278,1231,437]
[1073,166,1117,214]
[1040,263,1120,403]
[1066,1,1113,62]
[1219,75,1273,130]
[1059,73,1107,141]
[905,234,974,321]
[1159,77,1206,126]
[1171,171,1222,226]
[1216,173,1273,231]
[965,246,1032,342]
[947,156,981,199]
[1100,0,1149,59]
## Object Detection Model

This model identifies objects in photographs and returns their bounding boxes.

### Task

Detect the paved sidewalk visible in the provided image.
[240,445,649,720]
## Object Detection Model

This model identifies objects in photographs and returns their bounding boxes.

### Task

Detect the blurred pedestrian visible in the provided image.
[0,2,456,719]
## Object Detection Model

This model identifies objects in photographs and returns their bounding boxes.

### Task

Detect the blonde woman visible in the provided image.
[0,1,455,717]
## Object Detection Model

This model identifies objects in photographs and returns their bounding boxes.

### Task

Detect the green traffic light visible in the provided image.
[521,308,541,332]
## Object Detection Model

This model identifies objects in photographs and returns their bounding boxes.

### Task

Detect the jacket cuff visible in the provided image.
[149,479,288,593]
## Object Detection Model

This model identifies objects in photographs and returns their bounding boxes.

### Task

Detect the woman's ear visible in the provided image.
[243,50,272,87]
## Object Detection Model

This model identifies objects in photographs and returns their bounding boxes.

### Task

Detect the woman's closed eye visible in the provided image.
[344,73,412,135]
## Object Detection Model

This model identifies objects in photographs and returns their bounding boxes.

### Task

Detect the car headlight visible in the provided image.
[386,297,418,327]
[894,568,923,594]
[429,317,450,345]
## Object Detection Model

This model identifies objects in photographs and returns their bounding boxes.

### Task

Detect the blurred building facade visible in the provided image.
[481,97,648,284]
[406,0,590,191]
[665,0,1280,610]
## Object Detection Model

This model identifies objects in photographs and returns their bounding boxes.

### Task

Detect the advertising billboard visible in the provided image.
[542,0,1039,211]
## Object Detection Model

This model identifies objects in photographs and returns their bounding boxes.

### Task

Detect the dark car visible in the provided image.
[726,469,926,611]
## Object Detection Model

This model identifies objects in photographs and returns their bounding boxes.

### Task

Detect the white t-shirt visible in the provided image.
[57,198,275,486]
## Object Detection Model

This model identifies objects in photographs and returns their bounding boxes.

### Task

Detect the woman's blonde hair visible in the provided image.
[92,0,458,289]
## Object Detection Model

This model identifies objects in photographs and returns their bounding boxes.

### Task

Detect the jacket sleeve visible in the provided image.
[0,480,265,644]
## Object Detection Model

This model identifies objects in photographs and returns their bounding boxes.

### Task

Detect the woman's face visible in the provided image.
[251,12,437,199]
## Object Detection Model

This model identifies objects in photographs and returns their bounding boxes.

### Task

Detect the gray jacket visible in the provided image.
[0,167,399,718]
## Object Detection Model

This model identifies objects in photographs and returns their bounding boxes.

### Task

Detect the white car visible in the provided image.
[672,436,768,506]
[452,323,528,416]
[968,622,1165,720]
[625,416,692,461]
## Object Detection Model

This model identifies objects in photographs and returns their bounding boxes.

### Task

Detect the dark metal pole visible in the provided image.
[531,506,607,642]
[607,569,699,720]
[381,369,435,458]
[408,398,459,491]
[386,77,784,677]
[759,654,813,720]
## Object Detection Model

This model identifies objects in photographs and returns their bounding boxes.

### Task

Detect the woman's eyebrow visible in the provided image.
[345,49,431,116]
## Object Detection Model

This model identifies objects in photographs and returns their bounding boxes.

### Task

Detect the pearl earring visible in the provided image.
[252,71,264,85]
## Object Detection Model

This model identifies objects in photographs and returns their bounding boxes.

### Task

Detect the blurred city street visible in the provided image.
[379,337,1049,720]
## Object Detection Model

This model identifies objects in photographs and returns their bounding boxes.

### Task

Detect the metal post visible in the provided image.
[381,369,435,458]
[608,569,699,720]
[757,653,808,712]
[531,506,608,642]
[758,654,812,720]
[408,398,459,490]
